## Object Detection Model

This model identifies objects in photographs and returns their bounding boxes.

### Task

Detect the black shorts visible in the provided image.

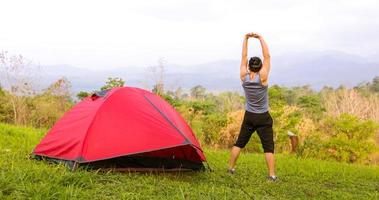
[234,111,274,153]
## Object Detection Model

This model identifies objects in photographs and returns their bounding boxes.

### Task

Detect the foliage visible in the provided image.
[283,85,314,105]
[152,83,164,96]
[272,106,303,153]
[299,114,378,164]
[28,95,71,128]
[219,110,244,148]
[189,100,216,115]
[355,76,379,94]
[321,87,379,122]
[0,77,74,128]
[212,92,244,113]
[0,69,378,165]
[76,77,126,101]
[76,91,90,100]
[296,94,325,119]
[0,90,13,123]
[152,83,379,164]
[268,85,286,110]
[325,114,378,140]
[190,85,206,99]
[147,59,166,95]
[159,93,182,107]
[201,113,227,147]
[371,76,379,92]
[100,77,125,91]
[29,78,73,128]
[0,51,36,125]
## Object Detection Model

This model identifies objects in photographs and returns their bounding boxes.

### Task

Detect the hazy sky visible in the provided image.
[1,0,378,69]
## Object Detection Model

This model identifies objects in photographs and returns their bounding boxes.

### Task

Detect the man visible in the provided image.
[228,32,277,181]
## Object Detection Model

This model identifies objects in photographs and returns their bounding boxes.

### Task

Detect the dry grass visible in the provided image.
[323,88,379,122]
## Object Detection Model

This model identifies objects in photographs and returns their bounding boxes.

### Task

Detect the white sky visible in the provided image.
[1,0,378,69]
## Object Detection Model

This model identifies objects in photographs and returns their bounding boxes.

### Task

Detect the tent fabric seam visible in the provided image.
[142,93,204,153]
[77,87,122,161]
[142,94,191,143]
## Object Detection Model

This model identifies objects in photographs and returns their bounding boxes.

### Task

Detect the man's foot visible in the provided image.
[227,168,236,174]
[267,175,278,182]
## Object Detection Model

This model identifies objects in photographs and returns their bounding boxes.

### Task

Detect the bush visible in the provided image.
[299,114,378,164]
[219,110,244,148]
[189,100,216,115]
[268,85,287,110]
[29,94,73,128]
[0,90,13,123]
[324,113,378,140]
[322,137,375,163]
[202,113,227,147]
[272,106,303,153]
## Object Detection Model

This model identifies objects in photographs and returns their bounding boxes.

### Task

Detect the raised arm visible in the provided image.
[254,34,271,85]
[240,33,251,81]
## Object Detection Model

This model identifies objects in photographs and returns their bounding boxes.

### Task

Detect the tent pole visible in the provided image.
[205,162,213,172]
[72,161,79,171]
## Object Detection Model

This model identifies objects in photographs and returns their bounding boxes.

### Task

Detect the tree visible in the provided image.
[76,91,90,100]
[0,83,3,95]
[174,87,183,100]
[0,85,13,123]
[30,78,73,128]
[322,88,378,121]
[0,51,36,125]
[45,77,71,97]
[296,94,325,118]
[152,83,164,96]
[100,77,125,91]
[268,85,286,109]
[190,85,206,100]
[370,76,379,92]
[214,92,244,113]
[148,58,166,95]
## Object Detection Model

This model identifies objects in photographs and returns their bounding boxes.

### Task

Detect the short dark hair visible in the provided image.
[248,57,262,72]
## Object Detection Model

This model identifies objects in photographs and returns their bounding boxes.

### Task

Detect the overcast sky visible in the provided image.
[1,0,378,69]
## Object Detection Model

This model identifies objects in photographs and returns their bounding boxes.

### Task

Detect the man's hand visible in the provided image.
[251,33,262,39]
[245,33,253,39]
[245,32,262,39]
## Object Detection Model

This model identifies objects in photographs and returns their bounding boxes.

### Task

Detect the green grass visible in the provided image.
[0,123,378,199]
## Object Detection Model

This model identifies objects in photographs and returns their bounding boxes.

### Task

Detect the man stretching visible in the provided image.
[228,32,277,181]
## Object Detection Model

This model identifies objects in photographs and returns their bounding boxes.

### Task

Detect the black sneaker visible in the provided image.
[267,175,278,182]
[227,168,236,174]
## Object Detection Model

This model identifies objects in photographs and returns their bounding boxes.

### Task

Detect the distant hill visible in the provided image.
[28,51,379,93]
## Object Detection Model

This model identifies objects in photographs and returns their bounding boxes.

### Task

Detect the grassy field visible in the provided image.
[0,123,378,199]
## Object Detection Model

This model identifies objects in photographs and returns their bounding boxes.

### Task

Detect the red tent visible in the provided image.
[33,87,206,171]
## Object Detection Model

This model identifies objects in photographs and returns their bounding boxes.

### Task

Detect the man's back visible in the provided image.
[242,73,268,113]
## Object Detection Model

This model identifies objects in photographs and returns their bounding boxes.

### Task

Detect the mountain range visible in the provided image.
[5,51,379,94]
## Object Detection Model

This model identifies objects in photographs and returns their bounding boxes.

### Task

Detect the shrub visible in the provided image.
[299,114,378,164]
[324,113,378,140]
[202,113,227,147]
[219,110,244,148]
[0,90,13,123]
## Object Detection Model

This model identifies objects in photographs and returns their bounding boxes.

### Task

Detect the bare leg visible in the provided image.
[264,153,275,176]
[228,146,242,169]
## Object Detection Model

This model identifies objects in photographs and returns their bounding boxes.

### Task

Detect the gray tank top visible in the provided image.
[242,73,269,113]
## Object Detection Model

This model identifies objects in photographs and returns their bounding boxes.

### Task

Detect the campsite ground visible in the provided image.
[0,123,378,199]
